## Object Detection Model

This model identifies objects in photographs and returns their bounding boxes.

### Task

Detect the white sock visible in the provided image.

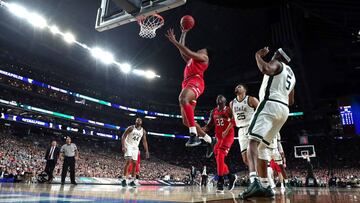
[202,134,212,143]
[260,177,269,188]
[189,126,197,135]
[281,182,284,188]
[249,172,258,183]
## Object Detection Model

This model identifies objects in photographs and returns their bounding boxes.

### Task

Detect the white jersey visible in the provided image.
[125,126,144,148]
[259,62,296,105]
[231,96,255,127]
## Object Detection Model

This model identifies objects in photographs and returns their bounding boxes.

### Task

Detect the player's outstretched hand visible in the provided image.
[256,46,270,57]
[165,28,177,44]
[145,151,150,159]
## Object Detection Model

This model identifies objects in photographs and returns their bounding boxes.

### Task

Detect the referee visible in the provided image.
[60,136,79,185]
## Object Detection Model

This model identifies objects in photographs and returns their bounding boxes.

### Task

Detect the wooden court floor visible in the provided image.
[0,183,359,202]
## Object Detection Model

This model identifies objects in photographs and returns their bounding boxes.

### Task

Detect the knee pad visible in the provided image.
[258,143,270,161]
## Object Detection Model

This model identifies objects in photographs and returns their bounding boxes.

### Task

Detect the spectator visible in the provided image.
[44,140,60,183]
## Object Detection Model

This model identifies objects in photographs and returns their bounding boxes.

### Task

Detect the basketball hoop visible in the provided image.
[138,14,164,39]
[302,154,309,160]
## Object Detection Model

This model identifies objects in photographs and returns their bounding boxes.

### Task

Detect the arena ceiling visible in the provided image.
[0,0,359,109]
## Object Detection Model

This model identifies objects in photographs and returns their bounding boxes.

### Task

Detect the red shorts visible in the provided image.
[270,162,282,173]
[214,134,234,156]
[182,76,205,99]
[128,152,141,173]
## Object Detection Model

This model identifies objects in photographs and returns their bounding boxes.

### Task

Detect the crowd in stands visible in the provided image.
[0,130,189,182]
[2,126,360,188]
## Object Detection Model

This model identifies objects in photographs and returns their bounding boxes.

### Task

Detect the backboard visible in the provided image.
[95,0,187,32]
[294,145,316,159]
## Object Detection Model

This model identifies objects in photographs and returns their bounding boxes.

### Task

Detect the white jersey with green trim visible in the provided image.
[231,96,255,127]
[125,126,144,148]
[259,62,296,105]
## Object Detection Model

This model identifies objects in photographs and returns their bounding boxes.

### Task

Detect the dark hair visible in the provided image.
[238,83,249,92]
[205,47,214,62]
[217,94,226,100]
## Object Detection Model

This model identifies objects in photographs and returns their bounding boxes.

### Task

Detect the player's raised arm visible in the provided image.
[121,126,133,153]
[255,47,282,76]
[142,130,150,159]
[166,28,209,63]
[178,31,190,62]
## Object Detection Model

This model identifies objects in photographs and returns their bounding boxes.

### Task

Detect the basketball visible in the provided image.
[180,15,195,31]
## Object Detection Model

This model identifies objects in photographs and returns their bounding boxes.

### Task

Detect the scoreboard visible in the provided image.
[339,106,354,125]
[338,96,360,135]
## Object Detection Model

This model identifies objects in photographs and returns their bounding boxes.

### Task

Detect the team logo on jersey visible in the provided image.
[233,106,246,112]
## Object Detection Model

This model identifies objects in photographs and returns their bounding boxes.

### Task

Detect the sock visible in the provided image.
[217,175,224,189]
[281,182,285,188]
[284,179,289,184]
[249,172,258,183]
[189,126,197,135]
[202,134,212,143]
[260,177,269,188]
[182,103,196,131]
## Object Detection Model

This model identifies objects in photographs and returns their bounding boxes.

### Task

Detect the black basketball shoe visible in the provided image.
[185,133,202,147]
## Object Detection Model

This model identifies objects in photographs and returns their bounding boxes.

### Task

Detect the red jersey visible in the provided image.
[183,59,208,80]
[211,106,235,140]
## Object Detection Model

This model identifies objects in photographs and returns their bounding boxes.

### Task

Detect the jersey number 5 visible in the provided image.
[286,74,292,90]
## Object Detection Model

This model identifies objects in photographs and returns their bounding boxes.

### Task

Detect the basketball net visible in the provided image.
[138,14,164,39]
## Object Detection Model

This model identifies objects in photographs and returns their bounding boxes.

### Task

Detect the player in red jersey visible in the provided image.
[128,151,141,184]
[166,28,214,147]
[203,95,237,193]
